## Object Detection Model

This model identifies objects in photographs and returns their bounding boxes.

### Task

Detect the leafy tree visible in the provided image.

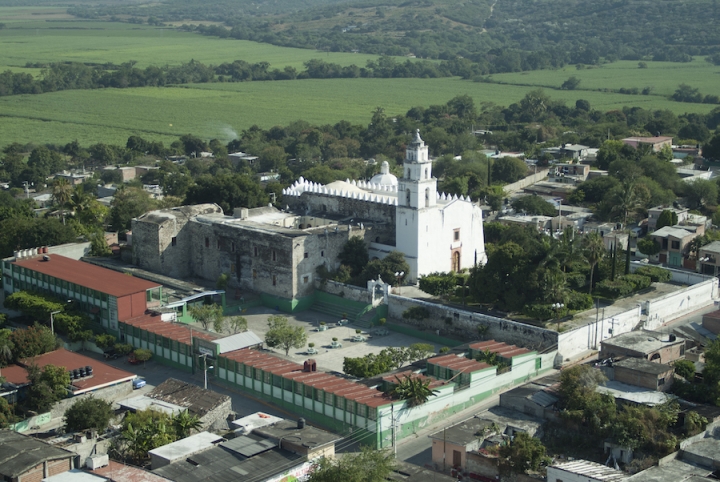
[0,329,14,367]
[94,334,116,349]
[0,397,16,428]
[338,236,369,277]
[407,343,435,362]
[610,180,649,225]
[64,396,114,432]
[418,272,457,297]
[308,447,395,482]
[492,157,527,183]
[704,134,720,160]
[264,315,307,356]
[4,291,65,321]
[132,348,152,365]
[391,374,439,407]
[344,351,394,377]
[358,251,409,286]
[674,359,695,381]
[26,363,71,412]
[184,173,269,213]
[0,217,76,259]
[656,209,678,229]
[511,195,556,216]
[10,323,58,362]
[637,238,661,256]
[108,186,155,232]
[684,179,718,209]
[226,316,248,334]
[188,304,224,331]
[498,432,549,474]
[115,409,176,464]
[561,76,581,90]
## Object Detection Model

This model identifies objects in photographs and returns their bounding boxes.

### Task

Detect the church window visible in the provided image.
[376,236,380,243]
[406,169,410,178]
[321,250,324,257]
[303,276,309,284]
[272,250,277,261]
[231,242,235,253]
[425,168,428,179]
[254,246,258,257]
[406,189,411,205]
[454,229,460,241]
[171,237,177,246]
[425,188,430,208]
[304,252,308,259]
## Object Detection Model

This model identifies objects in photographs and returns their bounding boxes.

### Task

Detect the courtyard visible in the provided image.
[229,306,444,373]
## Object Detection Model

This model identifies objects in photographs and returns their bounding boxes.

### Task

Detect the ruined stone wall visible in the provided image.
[287,192,396,225]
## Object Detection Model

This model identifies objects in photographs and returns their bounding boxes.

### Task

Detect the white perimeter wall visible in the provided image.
[644,278,718,330]
[558,306,641,362]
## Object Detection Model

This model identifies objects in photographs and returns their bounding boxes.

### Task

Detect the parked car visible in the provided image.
[132,377,146,390]
[103,348,118,360]
[128,353,141,365]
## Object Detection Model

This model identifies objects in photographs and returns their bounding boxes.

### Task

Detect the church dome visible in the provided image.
[369,161,398,186]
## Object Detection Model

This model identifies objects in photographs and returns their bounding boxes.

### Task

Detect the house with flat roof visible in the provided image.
[2,253,162,334]
[622,136,673,152]
[0,431,76,482]
[697,241,720,276]
[647,205,689,231]
[610,358,675,392]
[600,330,685,364]
[650,226,697,267]
[547,460,626,482]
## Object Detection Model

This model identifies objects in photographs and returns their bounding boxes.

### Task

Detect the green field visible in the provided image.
[0,14,384,70]
[1,77,717,148]
[1,9,719,149]
[489,59,720,100]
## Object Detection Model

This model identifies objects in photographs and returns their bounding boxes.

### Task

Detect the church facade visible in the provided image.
[131,131,486,301]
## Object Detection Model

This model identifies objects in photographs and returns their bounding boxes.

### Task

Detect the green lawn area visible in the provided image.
[488,58,720,99]
[1,77,716,148]
[0,15,384,70]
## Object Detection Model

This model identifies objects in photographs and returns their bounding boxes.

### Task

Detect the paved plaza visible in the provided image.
[230,307,443,372]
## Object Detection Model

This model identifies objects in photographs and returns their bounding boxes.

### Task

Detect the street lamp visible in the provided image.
[49,310,61,335]
[394,271,405,296]
[201,353,214,390]
[551,302,565,331]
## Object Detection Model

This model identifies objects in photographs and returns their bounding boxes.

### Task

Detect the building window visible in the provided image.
[321,250,324,257]
[272,275,277,286]
[254,246,258,257]
[454,229,460,241]
[272,250,276,261]
[303,276,309,284]
[304,252,308,259]
[671,240,680,250]
[231,242,235,253]
[171,237,177,246]
[658,377,665,386]
[205,237,209,248]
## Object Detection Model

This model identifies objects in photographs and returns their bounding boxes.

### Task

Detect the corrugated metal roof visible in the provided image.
[551,460,626,482]
[213,331,263,353]
[530,390,558,407]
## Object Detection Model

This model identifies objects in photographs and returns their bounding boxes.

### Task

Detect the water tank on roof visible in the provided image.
[297,418,306,429]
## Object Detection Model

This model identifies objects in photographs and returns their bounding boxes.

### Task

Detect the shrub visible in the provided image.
[596,278,634,299]
[418,272,456,297]
[94,334,116,349]
[622,274,652,291]
[635,266,671,282]
[114,343,133,355]
[566,291,593,311]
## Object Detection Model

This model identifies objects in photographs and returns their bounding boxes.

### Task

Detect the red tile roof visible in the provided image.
[427,354,492,374]
[220,349,393,408]
[122,313,217,345]
[19,348,136,395]
[13,255,160,297]
[469,340,531,358]
[1,364,30,386]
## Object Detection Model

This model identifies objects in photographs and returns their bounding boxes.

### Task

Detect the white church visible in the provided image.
[283,129,487,282]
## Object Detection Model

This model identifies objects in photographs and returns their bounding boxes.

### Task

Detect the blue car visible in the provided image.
[132,378,146,390]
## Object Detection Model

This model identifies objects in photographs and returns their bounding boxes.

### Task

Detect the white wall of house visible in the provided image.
[644,279,718,330]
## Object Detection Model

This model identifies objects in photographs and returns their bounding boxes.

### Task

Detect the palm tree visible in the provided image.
[611,180,648,226]
[51,178,72,220]
[542,269,569,305]
[583,232,606,295]
[556,227,586,273]
[171,411,202,438]
[391,375,439,407]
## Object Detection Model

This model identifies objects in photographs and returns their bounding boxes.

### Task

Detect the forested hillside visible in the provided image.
[65,0,720,70]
